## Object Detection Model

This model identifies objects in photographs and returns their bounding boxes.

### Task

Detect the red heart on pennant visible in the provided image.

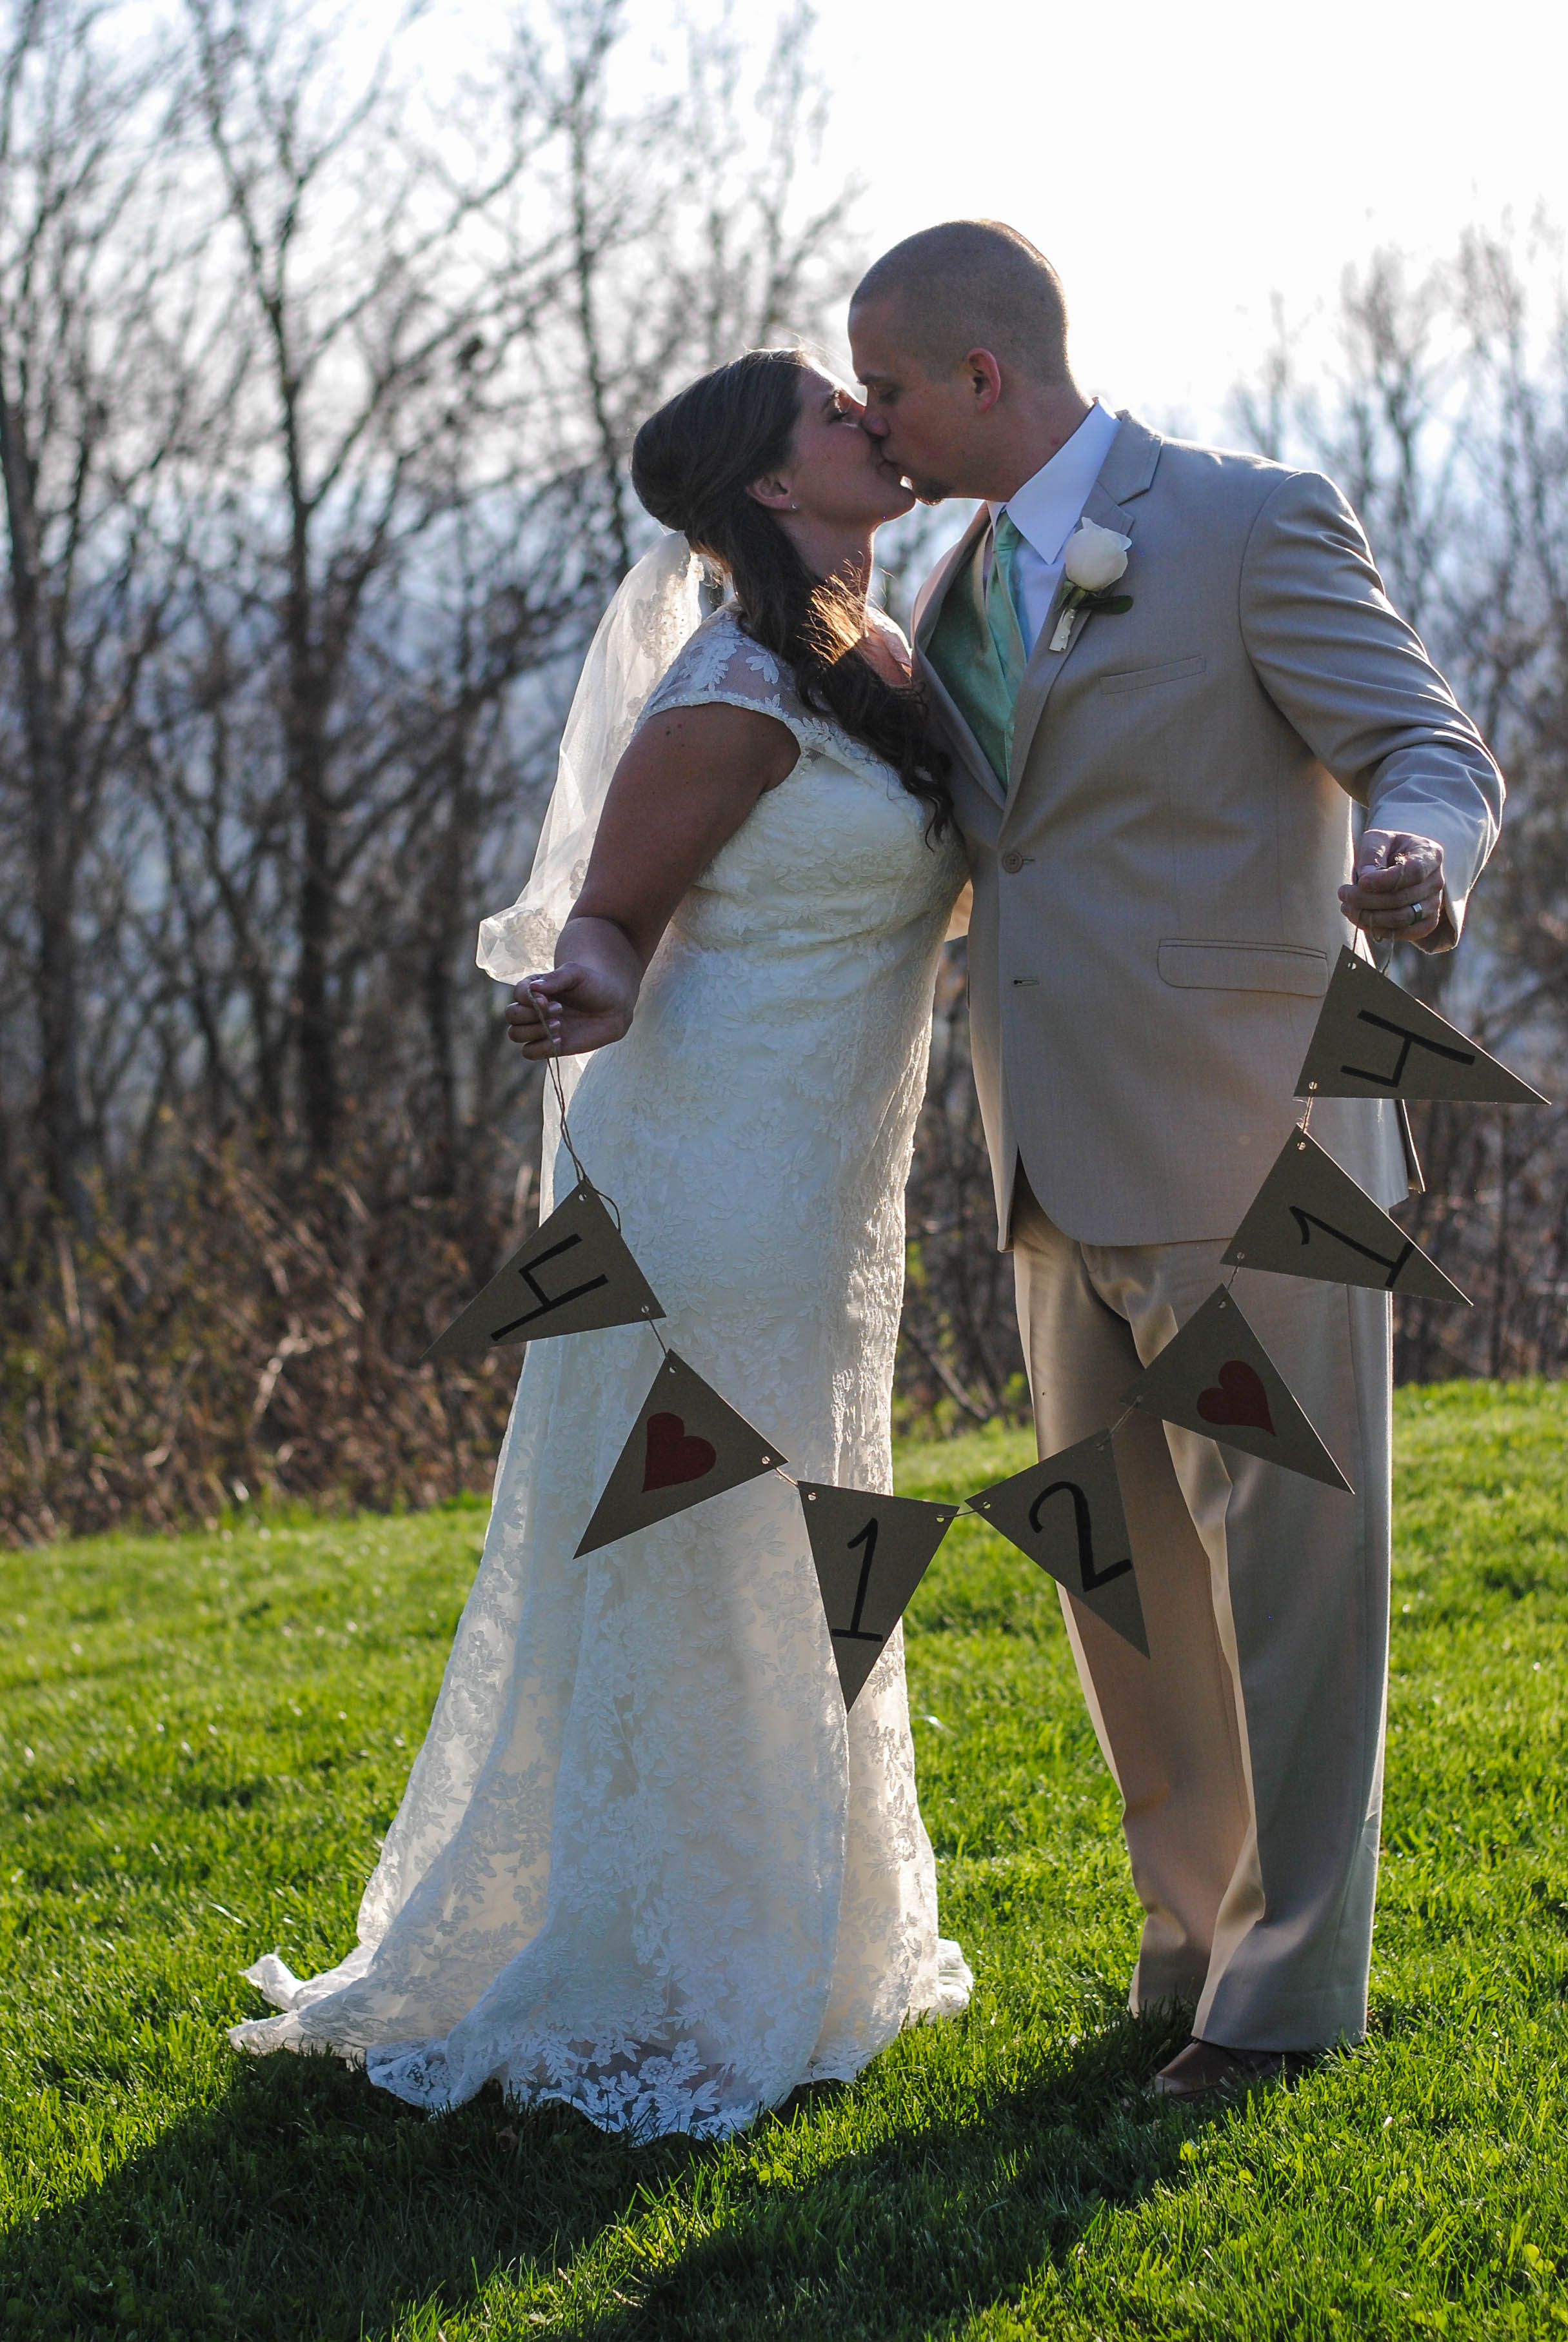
[641,1411,718,1493]
[1195,1359,1275,1436]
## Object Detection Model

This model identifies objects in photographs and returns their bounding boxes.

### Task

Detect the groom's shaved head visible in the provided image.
[851,221,1071,382]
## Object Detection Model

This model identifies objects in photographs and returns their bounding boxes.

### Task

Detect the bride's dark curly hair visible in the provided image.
[630,348,951,839]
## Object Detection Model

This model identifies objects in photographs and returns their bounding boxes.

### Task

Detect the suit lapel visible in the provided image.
[913,508,1004,810]
[1006,414,1164,806]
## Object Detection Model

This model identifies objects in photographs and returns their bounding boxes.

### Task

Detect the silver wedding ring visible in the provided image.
[1410,900,1425,924]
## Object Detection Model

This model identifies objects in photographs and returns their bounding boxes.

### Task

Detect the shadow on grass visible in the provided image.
[564,2005,1220,2342]
[0,2045,666,2342]
[0,2007,1235,2341]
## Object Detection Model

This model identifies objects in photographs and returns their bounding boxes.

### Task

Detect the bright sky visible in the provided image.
[381,0,1563,435]
[804,0,1565,432]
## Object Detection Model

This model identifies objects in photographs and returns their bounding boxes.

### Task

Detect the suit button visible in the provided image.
[1001,849,1025,873]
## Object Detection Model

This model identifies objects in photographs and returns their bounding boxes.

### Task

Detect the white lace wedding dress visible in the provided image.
[230,607,973,2139]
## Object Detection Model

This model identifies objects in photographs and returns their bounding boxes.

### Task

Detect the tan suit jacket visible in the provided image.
[914,415,1505,1247]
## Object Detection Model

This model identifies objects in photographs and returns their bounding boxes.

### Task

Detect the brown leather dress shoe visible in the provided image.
[1151,2038,1309,2101]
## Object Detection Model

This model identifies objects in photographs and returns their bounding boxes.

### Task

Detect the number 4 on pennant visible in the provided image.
[421,1178,664,1363]
[1296,948,1546,1105]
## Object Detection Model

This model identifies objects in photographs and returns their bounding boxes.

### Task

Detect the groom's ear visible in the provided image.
[746,471,795,513]
[963,349,1005,414]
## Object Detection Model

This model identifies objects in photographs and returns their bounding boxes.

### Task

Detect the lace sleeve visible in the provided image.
[637,610,842,764]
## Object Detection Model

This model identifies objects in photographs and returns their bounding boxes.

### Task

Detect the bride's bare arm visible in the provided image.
[506,700,798,1059]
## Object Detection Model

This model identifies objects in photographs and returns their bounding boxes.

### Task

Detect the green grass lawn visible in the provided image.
[3,1383,1567,2339]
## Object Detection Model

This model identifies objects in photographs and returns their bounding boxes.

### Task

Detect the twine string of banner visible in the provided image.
[535,1031,826,1495]
[486,944,1542,1671]
[553,1051,678,1367]
[542,998,1146,1518]
[535,995,670,1348]
[537,1003,815,1490]
[540,1029,599,1211]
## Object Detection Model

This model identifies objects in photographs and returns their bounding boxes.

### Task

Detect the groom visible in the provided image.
[848,222,1503,2098]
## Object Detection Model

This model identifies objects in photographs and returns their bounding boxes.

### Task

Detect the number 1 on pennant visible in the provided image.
[798,1485,957,1708]
[836,1516,882,1644]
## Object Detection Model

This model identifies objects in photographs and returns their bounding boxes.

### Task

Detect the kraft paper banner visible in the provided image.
[422,1178,665,1364]
[1122,1284,1353,1493]
[1224,1126,1469,1304]
[1296,948,1547,1105]
[968,1430,1148,1656]
[797,1482,958,1708]
[575,1349,785,1557]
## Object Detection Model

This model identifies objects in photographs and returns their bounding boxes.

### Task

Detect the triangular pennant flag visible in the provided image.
[1296,948,1546,1104]
[422,1178,664,1364]
[575,1349,785,1557]
[1122,1285,1353,1493]
[968,1430,1148,1655]
[797,1483,958,1708]
[1223,1126,1469,1305]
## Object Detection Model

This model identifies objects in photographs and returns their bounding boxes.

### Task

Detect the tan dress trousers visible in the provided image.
[1011,1179,1393,2050]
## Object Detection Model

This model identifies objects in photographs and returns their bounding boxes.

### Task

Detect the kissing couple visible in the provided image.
[231,221,1503,2132]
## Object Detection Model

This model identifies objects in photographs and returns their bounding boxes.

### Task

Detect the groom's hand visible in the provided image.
[1338,830,1447,947]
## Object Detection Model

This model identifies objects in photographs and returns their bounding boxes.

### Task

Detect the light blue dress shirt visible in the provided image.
[987,399,1122,651]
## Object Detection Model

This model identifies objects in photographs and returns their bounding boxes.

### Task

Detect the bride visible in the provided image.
[230,346,973,2139]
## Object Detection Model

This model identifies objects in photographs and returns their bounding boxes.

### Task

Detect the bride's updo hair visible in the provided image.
[631,347,950,838]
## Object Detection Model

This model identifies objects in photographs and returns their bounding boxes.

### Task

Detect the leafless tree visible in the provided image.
[1229,228,1568,1382]
[0,0,223,1224]
[0,0,873,1538]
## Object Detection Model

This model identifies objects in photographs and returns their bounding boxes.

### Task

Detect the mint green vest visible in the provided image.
[924,530,1018,788]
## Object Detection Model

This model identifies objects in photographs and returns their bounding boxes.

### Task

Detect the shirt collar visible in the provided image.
[988,401,1121,563]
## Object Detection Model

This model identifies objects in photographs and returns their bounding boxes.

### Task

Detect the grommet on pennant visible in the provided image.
[576,1350,787,1558]
[968,1431,1147,1656]
[421,1177,665,1362]
[1295,946,1547,1104]
[1122,1285,1353,1494]
[1223,1126,1468,1304]
[797,1484,958,1707]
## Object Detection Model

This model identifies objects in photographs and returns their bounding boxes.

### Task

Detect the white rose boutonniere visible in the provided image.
[1048,519,1134,651]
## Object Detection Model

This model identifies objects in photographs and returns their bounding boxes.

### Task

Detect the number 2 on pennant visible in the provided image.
[833,1516,884,1645]
[1028,1478,1133,1593]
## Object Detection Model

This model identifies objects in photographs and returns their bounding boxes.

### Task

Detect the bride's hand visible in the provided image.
[506,966,633,1058]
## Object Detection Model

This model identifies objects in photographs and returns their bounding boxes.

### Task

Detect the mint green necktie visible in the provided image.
[987,512,1030,697]
[924,514,1031,789]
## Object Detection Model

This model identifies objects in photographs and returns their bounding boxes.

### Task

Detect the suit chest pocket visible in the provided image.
[1158,940,1329,997]
[1100,655,1207,695]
